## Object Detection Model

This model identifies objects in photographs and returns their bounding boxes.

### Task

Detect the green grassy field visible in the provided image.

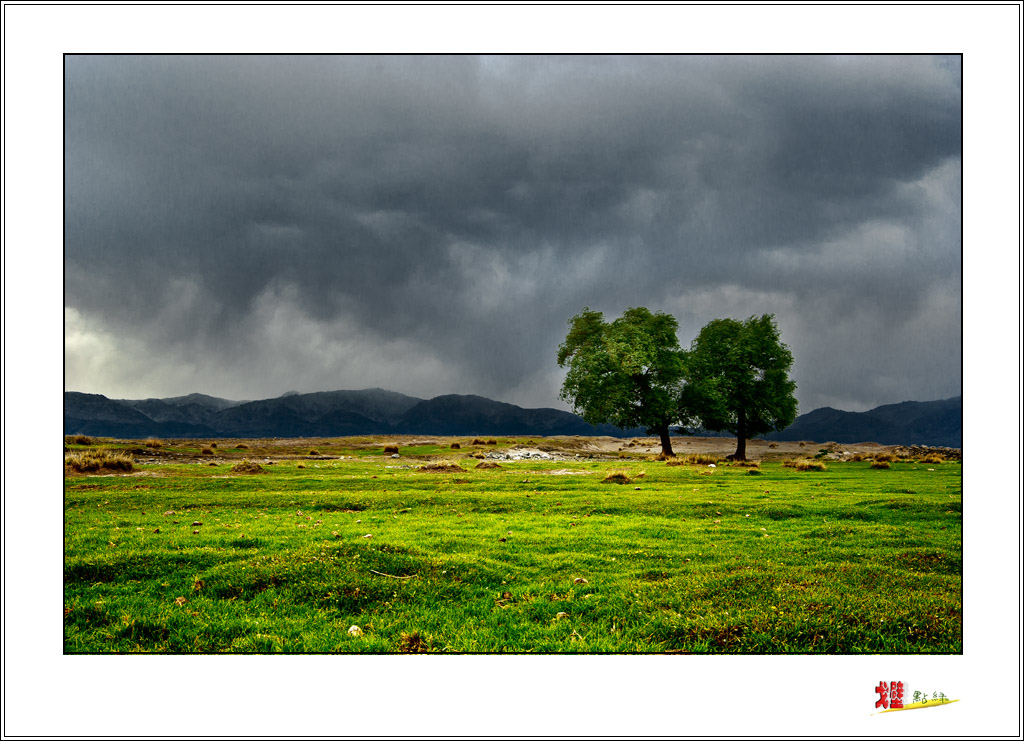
[63,437,962,654]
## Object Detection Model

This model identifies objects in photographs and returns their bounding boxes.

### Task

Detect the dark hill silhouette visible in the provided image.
[211,389,419,436]
[764,396,961,447]
[64,389,961,447]
[395,394,637,436]
[64,392,219,438]
[64,388,628,439]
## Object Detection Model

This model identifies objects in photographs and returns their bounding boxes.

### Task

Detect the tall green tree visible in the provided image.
[678,314,798,460]
[557,307,685,456]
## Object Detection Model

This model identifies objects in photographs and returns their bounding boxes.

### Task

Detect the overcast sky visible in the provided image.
[63,53,963,413]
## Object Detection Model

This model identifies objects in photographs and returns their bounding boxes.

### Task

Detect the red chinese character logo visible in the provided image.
[890,681,904,709]
[875,681,890,709]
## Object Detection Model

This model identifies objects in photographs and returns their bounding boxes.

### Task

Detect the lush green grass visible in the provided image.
[64,440,962,653]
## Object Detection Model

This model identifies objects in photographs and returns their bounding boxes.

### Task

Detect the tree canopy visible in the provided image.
[557,308,797,460]
[678,314,798,460]
[557,307,685,456]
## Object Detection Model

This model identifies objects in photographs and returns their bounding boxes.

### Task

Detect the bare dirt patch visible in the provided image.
[79,434,958,468]
[578,436,935,462]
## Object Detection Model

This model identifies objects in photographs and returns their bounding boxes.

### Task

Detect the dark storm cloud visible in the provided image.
[65,54,961,411]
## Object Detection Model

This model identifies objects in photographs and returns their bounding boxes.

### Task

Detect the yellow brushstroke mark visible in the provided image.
[875,698,960,714]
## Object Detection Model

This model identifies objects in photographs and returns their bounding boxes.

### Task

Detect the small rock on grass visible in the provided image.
[573,577,589,585]
[348,625,363,637]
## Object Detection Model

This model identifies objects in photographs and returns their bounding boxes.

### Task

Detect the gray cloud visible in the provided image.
[64,54,961,413]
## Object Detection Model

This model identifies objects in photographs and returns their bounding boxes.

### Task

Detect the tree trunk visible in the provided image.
[658,423,675,457]
[733,409,747,461]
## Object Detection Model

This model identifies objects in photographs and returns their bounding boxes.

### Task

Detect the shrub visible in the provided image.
[919,454,945,464]
[450,442,462,449]
[309,450,320,456]
[731,459,761,468]
[65,435,93,446]
[666,453,720,466]
[64,449,134,474]
[144,438,162,449]
[201,447,214,455]
[230,460,266,474]
[871,460,891,469]
[416,461,464,473]
[601,470,632,484]
[235,443,249,450]
[398,631,430,653]
[486,439,498,446]
[383,445,400,455]
[475,461,502,469]
[209,442,217,448]
[782,458,827,471]
[471,438,486,446]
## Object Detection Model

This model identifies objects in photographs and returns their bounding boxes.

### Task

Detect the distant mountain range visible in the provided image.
[764,396,962,448]
[63,388,644,440]
[63,389,961,448]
